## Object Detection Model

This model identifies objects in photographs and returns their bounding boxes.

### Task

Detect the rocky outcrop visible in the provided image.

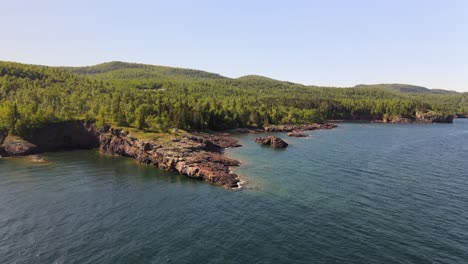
[382,111,454,124]
[264,123,337,132]
[287,130,308,137]
[255,136,288,148]
[0,122,242,188]
[415,111,453,123]
[2,136,39,156]
[99,129,241,188]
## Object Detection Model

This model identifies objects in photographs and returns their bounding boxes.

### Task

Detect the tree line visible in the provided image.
[1,61,467,137]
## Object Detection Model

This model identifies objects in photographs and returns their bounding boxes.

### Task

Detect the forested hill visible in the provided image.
[1,61,467,137]
[354,84,458,94]
[61,61,227,80]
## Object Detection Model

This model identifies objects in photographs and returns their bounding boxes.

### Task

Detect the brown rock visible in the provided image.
[255,136,288,148]
[416,111,454,123]
[2,136,39,156]
[99,129,242,188]
[0,121,243,189]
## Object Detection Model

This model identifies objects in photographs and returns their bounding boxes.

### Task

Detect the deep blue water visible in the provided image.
[1,120,467,264]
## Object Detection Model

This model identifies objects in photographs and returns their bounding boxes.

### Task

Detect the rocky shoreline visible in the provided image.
[0,121,339,189]
[329,111,455,124]
[99,128,242,188]
[0,122,242,188]
[263,123,338,132]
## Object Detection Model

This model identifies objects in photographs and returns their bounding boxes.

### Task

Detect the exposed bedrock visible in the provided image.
[255,136,288,148]
[26,121,100,151]
[382,112,454,124]
[0,121,241,188]
[99,129,241,188]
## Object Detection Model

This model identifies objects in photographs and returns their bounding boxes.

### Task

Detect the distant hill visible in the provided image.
[236,75,300,86]
[354,84,458,94]
[61,61,228,80]
[63,63,460,95]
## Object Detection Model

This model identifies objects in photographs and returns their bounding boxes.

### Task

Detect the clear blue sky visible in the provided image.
[1,0,467,91]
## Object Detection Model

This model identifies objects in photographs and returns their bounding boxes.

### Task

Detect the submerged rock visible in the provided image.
[287,130,308,137]
[255,136,288,148]
[28,155,47,163]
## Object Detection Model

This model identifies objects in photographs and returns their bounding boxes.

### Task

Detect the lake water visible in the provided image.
[1,120,467,263]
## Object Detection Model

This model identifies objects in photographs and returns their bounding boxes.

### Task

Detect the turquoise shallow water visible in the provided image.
[1,120,468,264]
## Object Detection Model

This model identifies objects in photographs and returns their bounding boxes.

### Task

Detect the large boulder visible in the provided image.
[2,136,39,156]
[255,136,288,148]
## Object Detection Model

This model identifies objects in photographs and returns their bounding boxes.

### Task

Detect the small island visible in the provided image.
[255,136,289,148]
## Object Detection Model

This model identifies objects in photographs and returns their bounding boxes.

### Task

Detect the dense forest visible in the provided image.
[1,61,467,137]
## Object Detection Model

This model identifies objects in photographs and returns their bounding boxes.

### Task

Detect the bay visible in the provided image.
[1,120,468,263]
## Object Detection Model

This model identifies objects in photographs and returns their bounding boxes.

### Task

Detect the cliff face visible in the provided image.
[0,121,99,156]
[25,121,100,151]
[415,111,454,123]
